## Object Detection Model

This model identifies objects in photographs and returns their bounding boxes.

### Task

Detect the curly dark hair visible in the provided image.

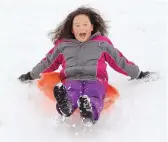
[49,6,108,42]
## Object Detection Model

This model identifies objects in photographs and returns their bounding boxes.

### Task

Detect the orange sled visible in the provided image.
[37,72,119,111]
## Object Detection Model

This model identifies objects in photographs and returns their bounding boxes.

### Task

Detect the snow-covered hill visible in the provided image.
[0,0,167,142]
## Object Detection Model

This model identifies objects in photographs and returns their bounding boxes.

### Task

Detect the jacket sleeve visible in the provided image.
[30,43,62,79]
[102,42,141,79]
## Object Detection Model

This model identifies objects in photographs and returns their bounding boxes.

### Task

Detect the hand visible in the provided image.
[138,71,151,79]
[18,72,33,82]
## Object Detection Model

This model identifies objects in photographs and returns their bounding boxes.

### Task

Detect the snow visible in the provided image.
[0,0,167,142]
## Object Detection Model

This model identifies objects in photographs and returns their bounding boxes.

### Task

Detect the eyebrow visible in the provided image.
[73,21,89,24]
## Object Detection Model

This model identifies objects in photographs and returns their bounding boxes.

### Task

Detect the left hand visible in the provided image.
[137,71,151,79]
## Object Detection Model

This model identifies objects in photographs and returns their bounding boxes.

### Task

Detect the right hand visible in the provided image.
[18,72,33,82]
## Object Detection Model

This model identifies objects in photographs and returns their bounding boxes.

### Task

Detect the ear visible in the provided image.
[91,24,93,31]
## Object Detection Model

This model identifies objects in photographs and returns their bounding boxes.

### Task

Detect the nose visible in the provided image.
[79,29,86,34]
[79,25,85,30]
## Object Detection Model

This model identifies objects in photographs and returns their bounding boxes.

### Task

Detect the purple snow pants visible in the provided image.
[63,80,106,121]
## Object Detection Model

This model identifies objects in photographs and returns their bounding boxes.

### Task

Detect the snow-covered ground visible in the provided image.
[0,0,167,142]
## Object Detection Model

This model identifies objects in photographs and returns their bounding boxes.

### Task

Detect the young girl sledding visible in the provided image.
[18,6,150,124]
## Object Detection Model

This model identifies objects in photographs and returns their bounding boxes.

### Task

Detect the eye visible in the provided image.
[83,24,88,26]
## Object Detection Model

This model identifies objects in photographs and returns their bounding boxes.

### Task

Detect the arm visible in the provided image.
[18,40,63,82]
[30,44,62,79]
[103,42,141,79]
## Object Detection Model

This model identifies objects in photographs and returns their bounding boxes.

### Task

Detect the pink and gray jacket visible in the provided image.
[30,32,140,86]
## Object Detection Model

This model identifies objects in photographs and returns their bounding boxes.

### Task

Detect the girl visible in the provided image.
[18,6,150,124]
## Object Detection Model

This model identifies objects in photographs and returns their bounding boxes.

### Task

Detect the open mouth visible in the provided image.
[79,33,86,38]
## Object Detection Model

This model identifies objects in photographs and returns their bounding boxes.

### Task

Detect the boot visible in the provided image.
[53,85,72,117]
[78,95,96,125]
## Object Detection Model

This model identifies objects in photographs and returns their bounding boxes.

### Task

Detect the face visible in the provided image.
[72,14,93,42]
